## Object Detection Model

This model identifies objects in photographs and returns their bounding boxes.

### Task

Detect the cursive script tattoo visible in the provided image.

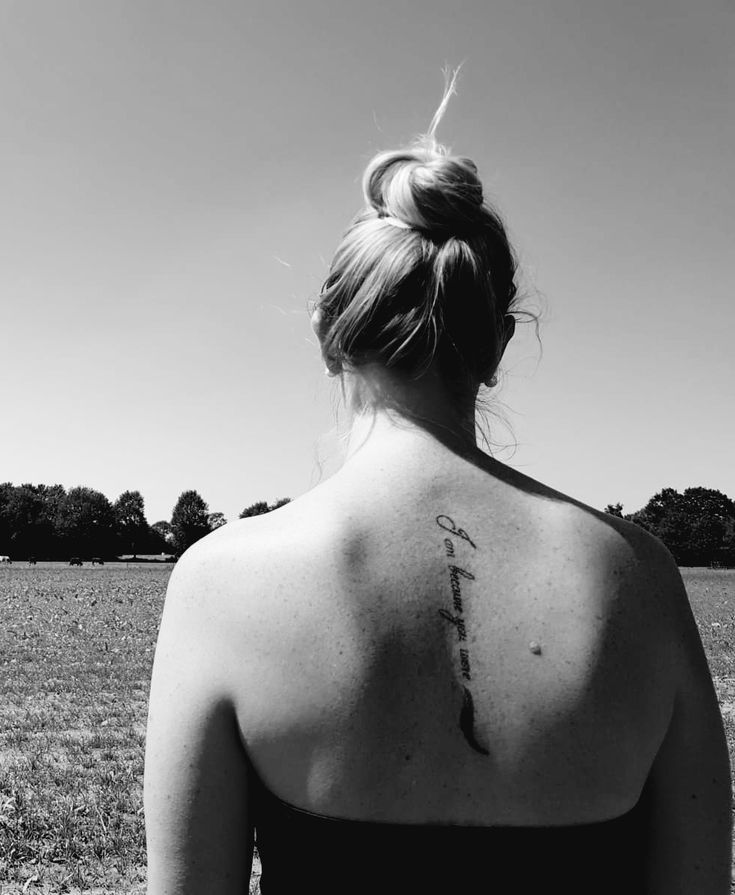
[438,608,467,641]
[436,514,488,756]
[449,564,474,612]
[460,687,490,756]
[436,515,477,550]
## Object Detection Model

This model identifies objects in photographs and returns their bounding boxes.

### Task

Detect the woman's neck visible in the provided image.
[339,364,481,464]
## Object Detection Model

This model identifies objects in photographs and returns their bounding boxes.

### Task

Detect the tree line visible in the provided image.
[604,487,735,567]
[0,483,291,561]
[2,480,732,567]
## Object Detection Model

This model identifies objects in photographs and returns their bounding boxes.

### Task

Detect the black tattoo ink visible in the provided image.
[460,687,490,756]
[435,515,477,549]
[435,514,488,757]
[448,564,474,612]
[438,608,467,641]
[459,648,472,681]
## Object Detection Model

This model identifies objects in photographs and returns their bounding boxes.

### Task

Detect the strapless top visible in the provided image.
[253,777,647,894]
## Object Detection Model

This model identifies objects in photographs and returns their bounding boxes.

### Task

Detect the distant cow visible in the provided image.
[91,557,104,566]
[28,557,37,565]
[69,557,83,566]
[0,556,11,564]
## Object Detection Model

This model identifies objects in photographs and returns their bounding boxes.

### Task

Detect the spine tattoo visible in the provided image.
[436,514,489,756]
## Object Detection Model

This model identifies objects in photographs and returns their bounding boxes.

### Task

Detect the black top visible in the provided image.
[253,776,648,894]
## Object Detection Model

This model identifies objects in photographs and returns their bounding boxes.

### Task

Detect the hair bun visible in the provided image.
[315,68,522,392]
[362,146,485,237]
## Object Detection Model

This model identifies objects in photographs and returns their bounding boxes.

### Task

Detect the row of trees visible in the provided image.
[3,480,731,566]
[605,487,735,567]
[0,483,291,560]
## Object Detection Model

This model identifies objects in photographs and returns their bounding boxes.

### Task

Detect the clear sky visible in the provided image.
[1,0,733,525]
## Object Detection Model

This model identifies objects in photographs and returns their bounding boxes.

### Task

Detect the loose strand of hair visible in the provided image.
[422,65,462,153]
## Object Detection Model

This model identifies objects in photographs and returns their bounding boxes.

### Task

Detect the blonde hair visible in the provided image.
[315,70,519,396]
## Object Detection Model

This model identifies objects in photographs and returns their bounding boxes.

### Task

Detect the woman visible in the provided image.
[144,82,732,894]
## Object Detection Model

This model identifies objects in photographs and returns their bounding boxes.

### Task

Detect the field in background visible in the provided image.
[0,563,733,894]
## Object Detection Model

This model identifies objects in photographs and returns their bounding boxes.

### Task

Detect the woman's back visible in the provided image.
[205,424,674,826]
[145,423,730,892]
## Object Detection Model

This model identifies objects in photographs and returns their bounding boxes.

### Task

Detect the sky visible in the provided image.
[1,0,733,525]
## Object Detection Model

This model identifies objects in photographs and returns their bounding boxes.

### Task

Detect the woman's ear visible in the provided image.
[481,316,516,387]
[501,314,516,351]
[312,306,342,376]
[310,305,326,340]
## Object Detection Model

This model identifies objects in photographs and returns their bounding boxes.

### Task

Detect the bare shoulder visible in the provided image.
[569,497,689,622]
[516,469,715,694]
[168,499,311,583]
[161,494,346,642]
[493,460,682,594]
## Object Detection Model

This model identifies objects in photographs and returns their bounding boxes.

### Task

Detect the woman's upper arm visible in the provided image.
[144,544,254,895]
[643,550,732,894]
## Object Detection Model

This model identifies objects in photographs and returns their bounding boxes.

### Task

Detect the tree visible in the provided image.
[0,482,14,553]
[677,488,735,566]
[0,484,67,559]
[171,490,210,555]
[114,490,148,557]
[239,501,270,519]
[35,484,66,558]
[56,486,117,558]
[150,520,175,553]
[2,484,45,558]
[626,487,735,567]
[239,498,291,519]
[603,503,624,518]
[722,518,735,567]
[207,512,227,530]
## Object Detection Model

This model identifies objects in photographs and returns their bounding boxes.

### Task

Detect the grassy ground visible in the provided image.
[0,563,733,893]
[0,564,161,894]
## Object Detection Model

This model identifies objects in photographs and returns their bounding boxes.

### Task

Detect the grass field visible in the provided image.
[0,563,733,893]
